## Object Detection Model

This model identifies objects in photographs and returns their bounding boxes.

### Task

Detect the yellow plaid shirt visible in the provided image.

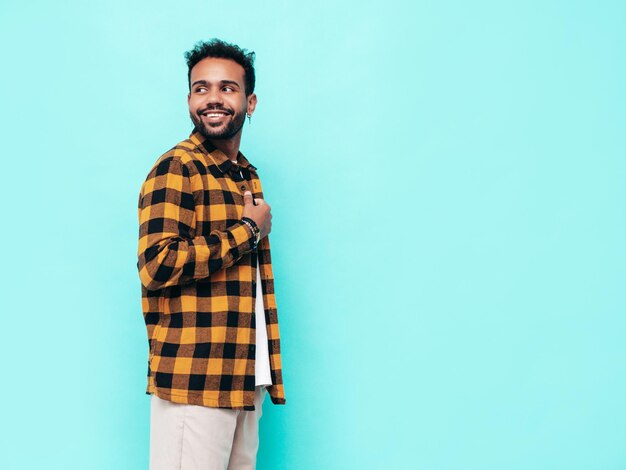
[137,129,286,410]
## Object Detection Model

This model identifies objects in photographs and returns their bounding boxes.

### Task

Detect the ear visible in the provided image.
[246,93,258,116]
[187,92,191,106]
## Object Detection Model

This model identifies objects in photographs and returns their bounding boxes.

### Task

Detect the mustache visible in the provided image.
[198,106,233,115]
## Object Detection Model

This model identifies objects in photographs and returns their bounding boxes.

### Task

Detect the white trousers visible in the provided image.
[149,386,267,470]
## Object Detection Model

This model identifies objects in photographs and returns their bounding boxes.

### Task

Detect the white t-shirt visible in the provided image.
[254,264,273,386]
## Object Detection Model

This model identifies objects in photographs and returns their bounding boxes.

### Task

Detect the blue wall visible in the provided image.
[2,1,625,468]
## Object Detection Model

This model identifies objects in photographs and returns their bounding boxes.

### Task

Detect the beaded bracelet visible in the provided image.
[241,217,261,247]
[241,217,260,236]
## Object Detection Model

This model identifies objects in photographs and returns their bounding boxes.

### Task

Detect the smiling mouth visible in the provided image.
[201,109,231,119]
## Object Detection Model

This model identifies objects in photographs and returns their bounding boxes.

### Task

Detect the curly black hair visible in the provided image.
[184,39,256,95]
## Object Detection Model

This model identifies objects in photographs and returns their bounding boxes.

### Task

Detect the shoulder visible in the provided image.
[144,137,205,180]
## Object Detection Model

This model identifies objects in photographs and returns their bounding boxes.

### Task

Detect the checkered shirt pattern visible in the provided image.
[137,129,286,410]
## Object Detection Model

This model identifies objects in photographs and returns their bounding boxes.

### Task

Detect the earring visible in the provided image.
[246,113,252,124]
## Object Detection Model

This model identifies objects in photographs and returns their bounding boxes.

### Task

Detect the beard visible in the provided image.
[189,106,246,141]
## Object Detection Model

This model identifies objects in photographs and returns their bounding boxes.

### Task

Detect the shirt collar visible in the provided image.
[189,128,258,175]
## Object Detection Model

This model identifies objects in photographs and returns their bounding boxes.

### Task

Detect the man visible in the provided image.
[137,39,286,470]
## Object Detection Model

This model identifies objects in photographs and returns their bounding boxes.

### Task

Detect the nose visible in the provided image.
[204,87,223,107]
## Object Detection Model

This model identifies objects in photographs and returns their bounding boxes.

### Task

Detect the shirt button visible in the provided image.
[241,185,246,191]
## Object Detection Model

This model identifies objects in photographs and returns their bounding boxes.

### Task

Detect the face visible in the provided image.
[187,57,257,141]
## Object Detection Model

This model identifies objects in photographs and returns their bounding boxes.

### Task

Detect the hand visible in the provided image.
[242,191,272,239]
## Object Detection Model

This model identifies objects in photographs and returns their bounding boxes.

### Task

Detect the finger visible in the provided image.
[254,198,265,205]
[243,191,254,206]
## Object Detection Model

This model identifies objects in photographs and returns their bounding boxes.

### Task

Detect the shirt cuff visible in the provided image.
[231,220,257,254]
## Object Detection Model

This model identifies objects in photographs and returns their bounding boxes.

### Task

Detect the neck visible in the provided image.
[208,132,242,162]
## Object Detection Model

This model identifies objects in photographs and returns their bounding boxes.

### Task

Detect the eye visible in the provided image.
[222,86,234,92]
[195,87,207,93]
